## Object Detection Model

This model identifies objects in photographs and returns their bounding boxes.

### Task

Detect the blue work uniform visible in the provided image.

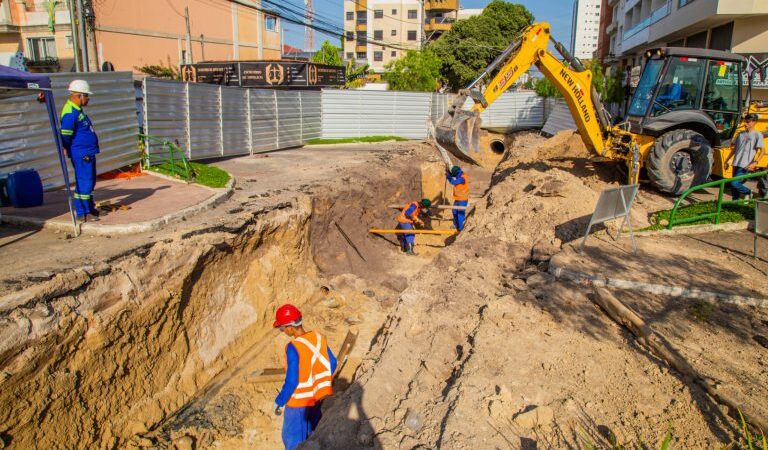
[275,337,337,450]
[60,99,100,218]
[396,202,421,250]
[446,170,469,231]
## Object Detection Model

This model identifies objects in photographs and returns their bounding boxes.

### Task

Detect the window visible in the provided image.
[628,59,663,116]
[408,30,417,41]
[650,56,707,117]
[356,31,366,45]
[408,10,417,19]
[65,35,73,49]
[356,11,366,24]
[374,30,383,40]
[391,29,397,36]
[26,37,57,60]
[346,31,354,41]
[391,50,397,57]
[265,15,278,32]
[374,10,383,19]
[374,51,383,62]
[346,11,354,20]
[685,30,707,49]
[709,22,733,51]
[392,9,397,15]
[356,52,366,59]
[702,60,741,138]
[346,52,354,59]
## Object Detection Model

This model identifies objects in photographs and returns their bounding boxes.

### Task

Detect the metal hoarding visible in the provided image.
[300,90,322,141]
[248,89,278,153]
[187,83,222,159]
[462,91,545,132]
[276,90,302,148]
[0,71,138,189]
[220,86,250,157]
[143,78,189,156]
[541,99,577,136]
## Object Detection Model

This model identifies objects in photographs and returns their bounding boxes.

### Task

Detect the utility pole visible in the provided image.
[419,0,426,50]
[83,0,98,70]
[66,0,82,71]
[185,7,194,64]
[75,0,89,71]
[200,34,206,61]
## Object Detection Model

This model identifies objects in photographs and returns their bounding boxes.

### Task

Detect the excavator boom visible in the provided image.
[435,22,611,163]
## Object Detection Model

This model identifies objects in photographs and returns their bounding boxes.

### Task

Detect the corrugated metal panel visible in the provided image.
[541,100,577,136]
[249,89,278,153]
[321,90,431,139]
[143,79,189,156]
[188,83,221,159]
[462,91,544,132]
[220,86,249,156]
[277,91,302,148]
[300,90,322,141]
[0,72,138,190]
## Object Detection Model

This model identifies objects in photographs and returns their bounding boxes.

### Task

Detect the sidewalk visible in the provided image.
[1,172,232,235]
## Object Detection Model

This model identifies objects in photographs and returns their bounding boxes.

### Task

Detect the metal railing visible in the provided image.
[624,0,670,39]
[666,170,768,229]
[141,134,192,182]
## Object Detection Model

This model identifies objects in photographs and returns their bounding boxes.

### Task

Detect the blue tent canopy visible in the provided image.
[0,65,78,234]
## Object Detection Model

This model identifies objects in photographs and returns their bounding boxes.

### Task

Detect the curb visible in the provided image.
[2,176,236,236]
[548,261,767,308]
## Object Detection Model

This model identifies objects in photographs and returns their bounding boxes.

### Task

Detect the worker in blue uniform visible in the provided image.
[446,165,469,231]
[60,79,100,223]
[396,198,431,255]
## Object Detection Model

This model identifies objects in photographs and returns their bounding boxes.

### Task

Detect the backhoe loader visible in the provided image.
[435,22,768,195]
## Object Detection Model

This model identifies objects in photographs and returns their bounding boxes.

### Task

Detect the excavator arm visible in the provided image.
[435,22,613,163]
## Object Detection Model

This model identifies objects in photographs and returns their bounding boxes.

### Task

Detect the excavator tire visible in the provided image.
[646,129,713,196]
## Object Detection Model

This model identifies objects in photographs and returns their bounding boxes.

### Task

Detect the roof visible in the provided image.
[283,44,302,54]
[0,64,52,91]
[657,47,746,63]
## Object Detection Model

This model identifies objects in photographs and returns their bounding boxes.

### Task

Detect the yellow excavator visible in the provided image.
[435,22,768,195]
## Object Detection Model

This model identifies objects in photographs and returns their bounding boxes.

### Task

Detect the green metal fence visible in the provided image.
[666,170,768,229]
[140,134,192,182]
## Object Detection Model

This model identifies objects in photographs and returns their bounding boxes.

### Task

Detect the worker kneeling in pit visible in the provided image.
[396,198,431,255]
[273,304,337,450]
[446,165,469,231]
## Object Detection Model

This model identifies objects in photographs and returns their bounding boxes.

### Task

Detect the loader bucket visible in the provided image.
[434,109,483,165]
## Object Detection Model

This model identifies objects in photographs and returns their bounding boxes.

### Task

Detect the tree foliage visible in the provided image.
[345,60,370,89]
[135,58,180,80]
[312,40,343,67]
[533,77,561,98]
[430,0,534,90]
[384,49,442,92]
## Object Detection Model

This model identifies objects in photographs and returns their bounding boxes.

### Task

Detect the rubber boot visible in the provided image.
[406,243,417,256]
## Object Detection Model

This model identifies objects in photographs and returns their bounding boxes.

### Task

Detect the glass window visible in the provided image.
[408,30,417,41]
[650,56,707,117]
[628,59,663,116]
[408,10,417,19]
[391,29,396,36]
[374,51,383,62]
[374,30,383,40]
[391,50,397,57]
[27,37,57,60]
[346,52,354,59]
[346,31,354,41]
[392,9,397,15]
[356,52,366,59]
[709,22,733,51]
[374,10,383,19]
[265,15,278,32]
[346,11,354,20]
[703,60,741,138]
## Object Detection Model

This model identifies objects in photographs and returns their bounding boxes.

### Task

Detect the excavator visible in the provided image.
[435,22,768,195]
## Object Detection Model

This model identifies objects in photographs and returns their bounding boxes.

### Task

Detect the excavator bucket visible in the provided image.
[434,108,483,165]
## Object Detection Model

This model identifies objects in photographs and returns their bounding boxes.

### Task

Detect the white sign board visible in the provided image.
[581,184,640,254]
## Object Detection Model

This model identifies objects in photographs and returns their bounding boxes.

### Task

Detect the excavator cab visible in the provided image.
[627,47,745,144]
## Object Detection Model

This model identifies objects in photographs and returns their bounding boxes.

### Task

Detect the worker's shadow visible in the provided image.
[305,382,382,449]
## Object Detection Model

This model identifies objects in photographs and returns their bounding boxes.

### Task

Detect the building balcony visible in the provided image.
[24,57,60,73]
[354,0,367,11]
[424,17,454,32]
[623,0,670,40]
[356,44,368,52]
[356,22,367,32]
[424,0,458,11]
[606,21,618,35]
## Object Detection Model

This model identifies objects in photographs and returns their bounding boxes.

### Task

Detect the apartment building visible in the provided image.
[600,0,768,96]
[0,0,75,72]
[1,0,283,74]
[342,0,459,73]
[570,0,603,59]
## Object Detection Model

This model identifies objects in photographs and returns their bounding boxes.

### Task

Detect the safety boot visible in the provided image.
[406,243,417,256]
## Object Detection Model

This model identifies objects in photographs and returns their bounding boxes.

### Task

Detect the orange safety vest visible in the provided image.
[397,201,421,224]
[285,331,334,408]
[453,173,469,201]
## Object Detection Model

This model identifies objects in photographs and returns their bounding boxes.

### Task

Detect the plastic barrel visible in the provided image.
[7,169,43,208]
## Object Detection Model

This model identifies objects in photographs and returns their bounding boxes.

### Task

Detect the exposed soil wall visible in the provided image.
[0,199,318,449]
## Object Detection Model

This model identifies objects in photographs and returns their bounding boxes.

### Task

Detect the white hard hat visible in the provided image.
[68,79,92,95]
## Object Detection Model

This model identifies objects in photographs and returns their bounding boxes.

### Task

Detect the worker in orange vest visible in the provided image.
[273,304,337,450]
[396,198,431,255]
[446,165,469,231]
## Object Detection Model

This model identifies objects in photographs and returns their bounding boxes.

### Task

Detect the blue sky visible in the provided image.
[282,0,574,51]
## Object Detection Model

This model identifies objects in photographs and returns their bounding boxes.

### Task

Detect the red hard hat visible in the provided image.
[273,304,302,328]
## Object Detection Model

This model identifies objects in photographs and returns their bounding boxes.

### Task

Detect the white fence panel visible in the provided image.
[462,91,544,132]
[188,83,222,159]
[249,89,278,153]
[277,91,303,148]
[301,91,322,141]
[541,100,577,136]
[221,86,250,157]
[143,79,189,156]
[0,71,138,189]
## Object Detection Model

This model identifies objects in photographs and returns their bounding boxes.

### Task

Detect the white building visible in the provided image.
[570,0,602,59]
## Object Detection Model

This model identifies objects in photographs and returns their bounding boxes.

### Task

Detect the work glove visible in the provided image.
[274,404,283,416]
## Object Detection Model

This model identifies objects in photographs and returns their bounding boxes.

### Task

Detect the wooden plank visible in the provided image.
[369,228,457,235]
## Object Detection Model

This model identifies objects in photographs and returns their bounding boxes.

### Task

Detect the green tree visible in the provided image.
[430,0,534,90]
[345,60,370,89]
[312,40,343,66]
[384,49,442,92]
[533,77,561,98]
[135,57,180,80]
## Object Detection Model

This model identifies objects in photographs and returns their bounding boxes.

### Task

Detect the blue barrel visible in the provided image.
[7,169,43,208]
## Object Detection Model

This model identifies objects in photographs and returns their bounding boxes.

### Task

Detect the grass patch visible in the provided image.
[147,161,230,189]
[305,136,409,145]
[644,200,756,231]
